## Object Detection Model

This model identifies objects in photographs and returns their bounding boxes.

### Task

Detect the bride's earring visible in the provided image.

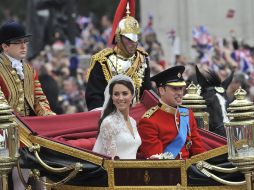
[131,96,135,107]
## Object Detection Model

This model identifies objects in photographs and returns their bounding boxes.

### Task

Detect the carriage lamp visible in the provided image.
[225,88,254,190]
[0,89,19,190]
[182,82,209,130]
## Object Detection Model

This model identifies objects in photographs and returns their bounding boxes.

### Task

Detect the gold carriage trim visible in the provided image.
[186,145,228,168]
[54,155,246,190]
[54,185,246,190]
[16,117,104,166]
[16,112,246,190]
[103,159,187,188]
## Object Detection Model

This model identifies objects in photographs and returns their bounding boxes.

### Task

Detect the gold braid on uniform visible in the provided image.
[142,105,159,118]
[137,47,149,57]
[33,71,55,116]
[23,64,35,111]
[0,54,21,107]
[0,54,28,115]
[121,47,148,99]
[86,47,149,100]
[132,47,148,98]
[86,48,114,81]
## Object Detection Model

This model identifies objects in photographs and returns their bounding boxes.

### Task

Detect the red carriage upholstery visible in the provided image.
[19,110,100,150]
[18,95,150,151]
[198,128,227,150]
[18,90,226,153]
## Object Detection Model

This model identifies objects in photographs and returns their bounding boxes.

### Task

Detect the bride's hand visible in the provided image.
[148,154,160,159]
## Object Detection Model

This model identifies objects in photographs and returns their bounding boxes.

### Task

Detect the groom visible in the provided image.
[138,66,206,159]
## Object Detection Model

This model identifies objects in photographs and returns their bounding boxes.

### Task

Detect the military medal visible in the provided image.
[186,140,192,151]
[186,127,192,150]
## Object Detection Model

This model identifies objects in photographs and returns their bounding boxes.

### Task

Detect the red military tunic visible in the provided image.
[138,102,206,159]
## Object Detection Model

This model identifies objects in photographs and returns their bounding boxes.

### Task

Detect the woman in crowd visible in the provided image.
[92,74,141,159]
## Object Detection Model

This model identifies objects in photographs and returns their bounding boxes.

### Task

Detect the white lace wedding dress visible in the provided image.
[92,110,141,159]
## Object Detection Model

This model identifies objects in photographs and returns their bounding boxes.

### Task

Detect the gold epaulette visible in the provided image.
[137,47,148,56]
[92,48,114,63]
[86,48,114,80]
[142,106,159,118]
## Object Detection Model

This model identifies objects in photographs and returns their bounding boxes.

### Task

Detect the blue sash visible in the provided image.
[164,107,189,158]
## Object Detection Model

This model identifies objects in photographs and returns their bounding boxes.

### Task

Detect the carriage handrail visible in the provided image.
[17,160,82,188]
[196,160,239,173]
[196,161,246,186]
[29,144,83,173]
[17,161,32,190]
[31,166,81,187]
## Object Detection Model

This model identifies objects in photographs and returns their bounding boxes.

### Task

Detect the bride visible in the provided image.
[92,74,141,159]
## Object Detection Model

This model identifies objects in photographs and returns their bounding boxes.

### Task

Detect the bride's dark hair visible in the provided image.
[98,79,135,134]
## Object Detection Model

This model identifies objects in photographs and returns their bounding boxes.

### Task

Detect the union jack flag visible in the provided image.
[231,49,254,73]
[192,25,213,64]
[192,25,213,51]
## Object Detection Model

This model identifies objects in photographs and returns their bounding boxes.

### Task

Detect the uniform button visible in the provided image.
[15,79,21,83]
[18,89,24,93]
[16,107,21,112]
[11,70,16,75]
[18,98,24,103]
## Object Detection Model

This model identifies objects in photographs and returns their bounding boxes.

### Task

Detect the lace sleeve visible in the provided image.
[100,119,117,157]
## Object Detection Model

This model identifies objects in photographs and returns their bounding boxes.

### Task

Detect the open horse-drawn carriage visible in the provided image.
[10,86,247,190]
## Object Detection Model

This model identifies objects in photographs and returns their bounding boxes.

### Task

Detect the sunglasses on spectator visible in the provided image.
[9,38,30,45]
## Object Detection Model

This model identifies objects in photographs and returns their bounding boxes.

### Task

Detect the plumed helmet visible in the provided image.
[115,8,140,42]
[0,21,32,44]
[108,0,140,45]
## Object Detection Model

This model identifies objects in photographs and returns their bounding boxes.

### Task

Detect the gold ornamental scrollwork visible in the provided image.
[143,170,150,185]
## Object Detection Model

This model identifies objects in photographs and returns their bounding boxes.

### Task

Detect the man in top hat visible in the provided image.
[0,21,55,189]
[85,0,151,110]
[138,65,206,159]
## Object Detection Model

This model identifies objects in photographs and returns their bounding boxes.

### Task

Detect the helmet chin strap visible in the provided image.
[117,35,136,58]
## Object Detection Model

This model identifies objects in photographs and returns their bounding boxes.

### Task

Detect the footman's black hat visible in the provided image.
[151,65,186,87]
[0,21,32,44]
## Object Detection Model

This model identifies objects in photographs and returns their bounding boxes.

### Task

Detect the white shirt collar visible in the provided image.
[4,53,22,64]
[4,53,24,80]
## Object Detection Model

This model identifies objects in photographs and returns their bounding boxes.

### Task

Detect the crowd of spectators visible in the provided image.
[2,11,254,114]
[25,13,170,114]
